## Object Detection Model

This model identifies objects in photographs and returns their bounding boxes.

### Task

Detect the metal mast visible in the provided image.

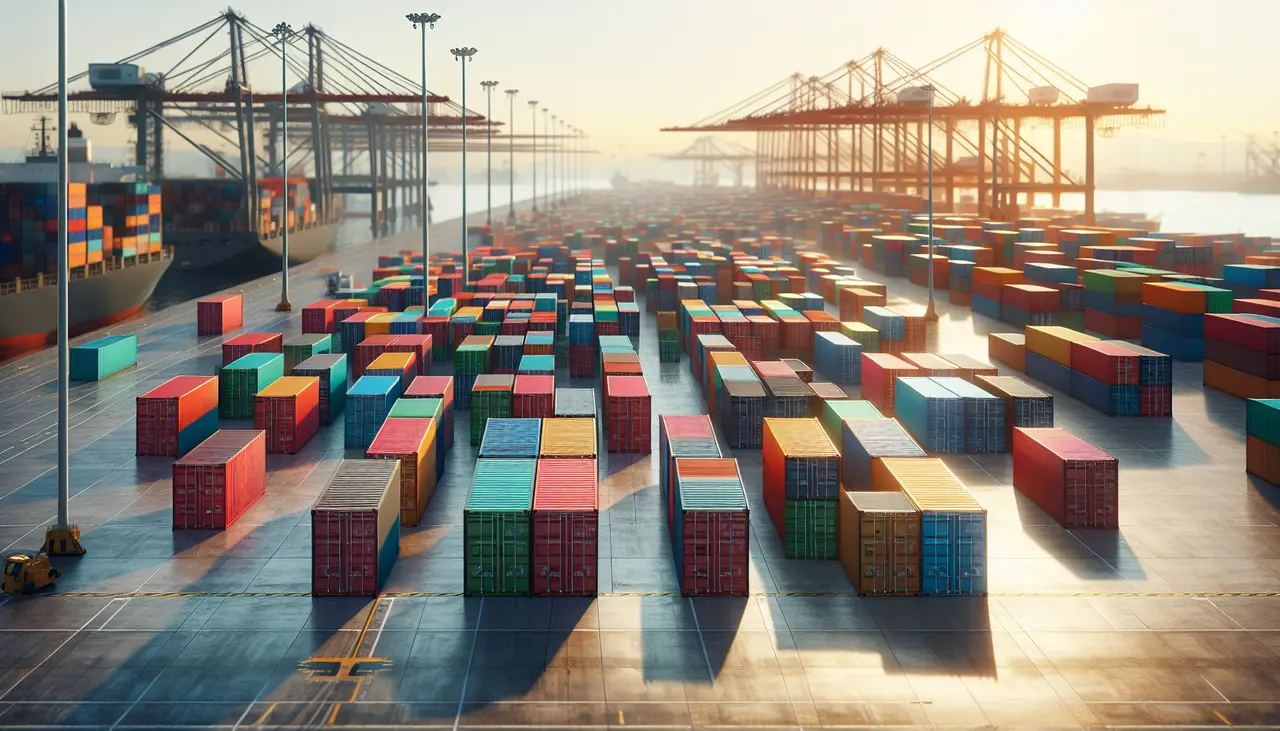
[407,12,441,307]
[480,80,499,225]
[505,88,519,223]
[271,22,294,312]
[451,47,477,283]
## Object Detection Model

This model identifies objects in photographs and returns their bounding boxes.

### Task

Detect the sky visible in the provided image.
[2,0,1277,178]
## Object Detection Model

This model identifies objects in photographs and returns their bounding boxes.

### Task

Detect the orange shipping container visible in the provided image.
[1204,360,1280,400]
[1143,282,1206,315]
[989,332,1026,372]
[1247,436,1280,486]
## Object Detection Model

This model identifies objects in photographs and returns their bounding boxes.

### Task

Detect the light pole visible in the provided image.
[407,12,441,308]
[558,118,566,206]
[47,0,82,555]
[529,100,539,213]
[918,84,938,321]
[550,113,558,208]
[480,80,498,226]
[272,22,294,312]
[506,89,518,224]
[543,108,550,210]
[451,47,477,285]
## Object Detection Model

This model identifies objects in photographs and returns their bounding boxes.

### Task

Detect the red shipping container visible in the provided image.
[389,334,433,376]
[253,377,320,454]
[673,459,749,597]
[1083,309,1142,339]
[354,335,398,378]
[569,344,596,379]
[1206,313,1280,353]
[533,458,599,596]
[1234,299,1280,319]
[861,353,919,417]
[749,316,779,358]
[1013,427,1118,529]
[367,417,437,526]
[1070,341,1140,386]
[172,429,266,530]
[312,460,400,597]
[404,375,454,406]
[606,376,652,453]
[197,294,243,336]
[302,299,344,334]
[223,332,283,365]
[1139,385,1172,417]
[1002,284,1060,313]
[136,375,220,457]
[513,375,555,418]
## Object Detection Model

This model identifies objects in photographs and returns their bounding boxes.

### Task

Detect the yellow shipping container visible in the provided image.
[870,457,984,513]
[1024,325,1098,368]
[540,418,597,458]
[762,418,839,458]
[364,312,399,336]
[257,375,319,398]
[709,351,749,368]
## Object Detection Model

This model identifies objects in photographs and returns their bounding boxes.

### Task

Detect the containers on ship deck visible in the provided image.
[70,334,137,382]
[172,430,266,530]
[763,418,840,559]
[533,458,599,596]
[253,376,320,454]
[312,460,400,597]
[197,294,243,336]
[465,459,536,596]
[293,354,347,426]
[838,491,921,597]
[1013,428,1118,528]
[137,375,219,457]
[841,418,927,491]
[219,353,284,420]
[672,458,750,596]
[871,458,987,597]
[367,417,437,526]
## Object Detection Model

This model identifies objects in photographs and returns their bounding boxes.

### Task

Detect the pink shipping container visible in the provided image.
[136,376,220,457]
[861,353,920,417]
[1012,427,1119,529]
[605,376,652,453]
[513,375,555,418]
[312,460,401,597]
[222,332,283,365]
[197,294,243,336]
[533,458,599,596]
[367,418,437,526]
[172,429,266,530]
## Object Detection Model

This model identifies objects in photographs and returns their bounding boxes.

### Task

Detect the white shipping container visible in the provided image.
[1086,84,1139,106]
[1028,86,1060,105]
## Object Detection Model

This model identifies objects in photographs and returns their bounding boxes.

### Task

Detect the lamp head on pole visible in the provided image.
[506,89,519,97]
[481,80,499,91]
[528,100,539,108]
[271,22,294,41]
[450,47,478,61]
[406,12,441,29]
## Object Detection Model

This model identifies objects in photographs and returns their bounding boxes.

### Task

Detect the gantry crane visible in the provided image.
[654,136,756,187]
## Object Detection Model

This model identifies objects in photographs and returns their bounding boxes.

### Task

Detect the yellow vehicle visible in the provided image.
[3,553,61,595]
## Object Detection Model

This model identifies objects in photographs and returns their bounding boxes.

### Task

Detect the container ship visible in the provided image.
[0,122,171,351]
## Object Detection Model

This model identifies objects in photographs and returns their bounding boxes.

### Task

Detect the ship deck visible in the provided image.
[1,199,1278,730]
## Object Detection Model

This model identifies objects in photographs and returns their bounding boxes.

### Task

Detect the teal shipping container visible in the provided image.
[69,334,138,381]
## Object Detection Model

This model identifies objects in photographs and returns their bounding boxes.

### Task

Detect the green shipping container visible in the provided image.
[464,459,535,596]
[69,334,137,382]
[1248,399,1280,448]
[456,341,491,374]
[821,400,884,443]
[284,333,333,372]
[471,390,513,445]
[220,352,284,419]
[389,397,441,420]
[784,500,838,559]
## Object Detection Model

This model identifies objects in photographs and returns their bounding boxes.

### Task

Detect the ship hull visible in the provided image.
[167,221,340,277]
[0,254,172,351]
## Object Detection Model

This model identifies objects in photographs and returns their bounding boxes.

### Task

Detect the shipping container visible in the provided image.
[541,417,597,458]
[137,375,219,457]
[367,417,437,526]
[871,458,987,596]
[513,375,555,418]
[465,459,536,596]
[673,459,750,596]
[763,418,840,558]
[365,351,416,397]
[719,379,766,448]
[345,375,400,448]
[172,430,266,530]
[931,377,1006,454]
[973,375,1053,449]
[293,353,347,426]
[471,374,515,445]
[838,490,921,596]
[554,387,597,418]
[197,294,243,336]
[478,418,542,459]
[533,458,599,596]
[820,399,884,443]
[219,353,284,420]
[283,334,333,373]
[895,377,966,453]
[312,460,400,597]
[253,376,320,454]
[988,332,1026,371]
[861,352,919,416]
[605,376,652,453]
[1012,428,1119,528]
[69,334,137,382]
[222,332,283,366]
[659,415,721,522]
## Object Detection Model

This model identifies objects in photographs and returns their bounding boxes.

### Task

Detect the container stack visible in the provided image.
[1141,282,1228,361]
[971,267,1023,321]
[659,415,722,523]
[69,334,137,382]
[672,458,750,596]
[388,334,432,376]
[895,378,965,453]
[840,418,926,491]
[1068,341,1141,416]
[197,294,243,336]
[932,377,1006,453]
[471,374,515,445]
[172,430,267,530]
[312,460,400,597]
[863,307,905,353]
[1246,399,1280,485]
[404,375,455,475]
[533,458,599,596]
[838,491,920,596]
[253,377,320,454]
[763,418,841,559]
[366,352,416,398]
[658,311,681,362]
[1001,284,1060,327]
[345,376,400,448]
[493,335,524,373]
[293,354,347,426]
[1083,270,1145,338]
[219,353,283,419]
[367,417,438,526]
[283,334,332,373]
[1013,428,1118,528]
[465,458,536,596]
[1204,314,1280,399]
[820,399,883,443]
[974,375,1054,449]
[604,375,651,453]
[222,332,283,366]
[1112,342,1173,416]
[1024,326,1098,393]
[840,321,879,353]
[861,352,920,417]
[871,458,987,596]
[137,375,220,457]
[813,331,862,385]
[454,335,493,410]
[354,335,397,379]
[569,314,596,377]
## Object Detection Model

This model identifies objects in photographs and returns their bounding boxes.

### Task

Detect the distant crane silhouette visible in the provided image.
[654,136,755,187]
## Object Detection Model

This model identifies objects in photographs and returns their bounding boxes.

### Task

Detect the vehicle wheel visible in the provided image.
[49,568,60,580]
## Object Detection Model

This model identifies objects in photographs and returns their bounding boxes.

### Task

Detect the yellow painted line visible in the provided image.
[36,590,1280,599]
[1215,710,1233,726]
